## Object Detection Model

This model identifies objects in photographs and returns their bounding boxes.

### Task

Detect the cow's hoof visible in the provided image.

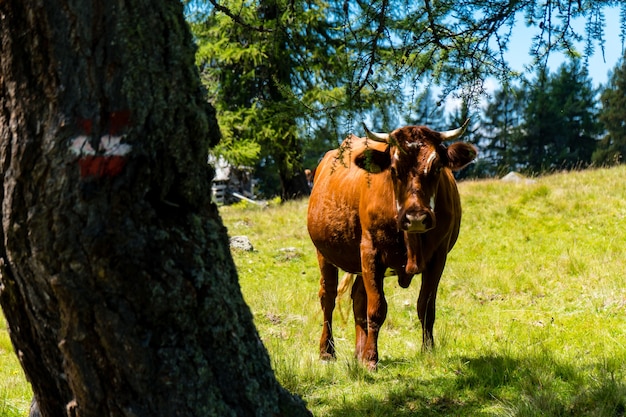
[356,352,378,371]
[421,341,435,352]
[320,352,336,361]
[366,360,378,371]
[397,274,413,288]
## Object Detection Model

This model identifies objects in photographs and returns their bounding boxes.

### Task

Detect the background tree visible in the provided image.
[546,61,600,169]
[404,88,446,130]
[0,1,310,416]
[516,61,599,173]
[595,54,626,165]
[514,68,554,172]
[190,0,350,199]
[445,100,486,178]
[480,87,527,175]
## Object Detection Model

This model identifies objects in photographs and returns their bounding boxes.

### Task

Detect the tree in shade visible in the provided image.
[0,1,311,416]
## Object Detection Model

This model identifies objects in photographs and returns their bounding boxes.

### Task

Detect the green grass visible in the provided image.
[0,315,31,417]
[221,166,626,417]
[3,166,626,416]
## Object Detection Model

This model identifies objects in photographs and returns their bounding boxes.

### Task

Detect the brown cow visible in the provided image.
[307,121,477,369]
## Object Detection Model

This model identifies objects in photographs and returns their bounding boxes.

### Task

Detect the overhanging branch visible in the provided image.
[207,0,273,33]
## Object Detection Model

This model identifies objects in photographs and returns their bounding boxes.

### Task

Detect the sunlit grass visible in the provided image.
[0,315,31,417]
[2,166,625,416]
[222,165,626,417]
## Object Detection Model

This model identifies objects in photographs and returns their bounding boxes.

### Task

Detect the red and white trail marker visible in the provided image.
[71,112,132,178]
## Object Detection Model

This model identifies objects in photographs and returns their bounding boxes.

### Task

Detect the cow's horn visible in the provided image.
[440,119,470,141]
[362,123,390,143]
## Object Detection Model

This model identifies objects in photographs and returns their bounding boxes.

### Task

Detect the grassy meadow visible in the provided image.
[0,315,30,417]
[221,166,626,416]
[2,166,626,416]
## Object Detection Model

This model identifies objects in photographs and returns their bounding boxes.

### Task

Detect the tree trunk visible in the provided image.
[0,1,311,416]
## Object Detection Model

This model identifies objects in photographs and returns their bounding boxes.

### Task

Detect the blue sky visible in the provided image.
[503,6,624,87]
[439,7,625,113]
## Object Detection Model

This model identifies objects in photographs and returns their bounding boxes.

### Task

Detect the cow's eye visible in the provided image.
[434,165,442,176]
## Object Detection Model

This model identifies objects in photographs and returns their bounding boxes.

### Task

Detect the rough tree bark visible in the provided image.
[0,1,311,416]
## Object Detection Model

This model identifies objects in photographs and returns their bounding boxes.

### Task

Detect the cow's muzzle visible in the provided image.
[401,211,435,233]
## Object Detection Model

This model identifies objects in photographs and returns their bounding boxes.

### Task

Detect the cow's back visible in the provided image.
[307,137,398,273]
[308,135,464,275]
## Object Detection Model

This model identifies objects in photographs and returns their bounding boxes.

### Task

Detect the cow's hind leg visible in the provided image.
[317,252,339,360]
[362,269,387,370]
[358,242,387,370]
[417,250,446,350]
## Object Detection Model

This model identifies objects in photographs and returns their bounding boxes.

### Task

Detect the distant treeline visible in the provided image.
[445,59,626,179]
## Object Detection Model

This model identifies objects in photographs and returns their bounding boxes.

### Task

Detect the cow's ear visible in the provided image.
[354,148,391,173]
[446,142,478,171]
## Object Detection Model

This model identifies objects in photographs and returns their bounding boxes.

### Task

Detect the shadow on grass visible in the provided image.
[319,353,626,417]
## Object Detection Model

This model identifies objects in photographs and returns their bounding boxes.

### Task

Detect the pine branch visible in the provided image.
[207,0,273,33]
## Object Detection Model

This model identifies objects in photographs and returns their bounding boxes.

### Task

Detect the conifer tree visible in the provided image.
[481,87,527,175]
[517,61,599,173]
[595,54,626,165]
[191,0,320,200]
[548,61,600,169]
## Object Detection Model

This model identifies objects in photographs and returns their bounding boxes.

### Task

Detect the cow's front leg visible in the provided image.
[360,246,387,370]
[417,249,446,350]
[317,252,338,360]
[351,274,367,359]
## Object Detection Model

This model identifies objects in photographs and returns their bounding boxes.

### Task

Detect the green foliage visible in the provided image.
[220,165,626,416]
[479,86,526,175]
[187,1,624,197]
[476,60,601,176]
[209,107,262,167]
[190,0,316,199]
[595,52,626,165]
[520,61,600,172]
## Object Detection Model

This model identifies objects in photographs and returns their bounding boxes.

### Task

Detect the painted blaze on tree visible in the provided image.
[307,121,477,370]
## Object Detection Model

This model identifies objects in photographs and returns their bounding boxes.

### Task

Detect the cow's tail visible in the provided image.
[337,272,355,299]
[336,272,356,324]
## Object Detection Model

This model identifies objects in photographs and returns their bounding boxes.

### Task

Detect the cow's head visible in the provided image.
[358,120,477,233]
